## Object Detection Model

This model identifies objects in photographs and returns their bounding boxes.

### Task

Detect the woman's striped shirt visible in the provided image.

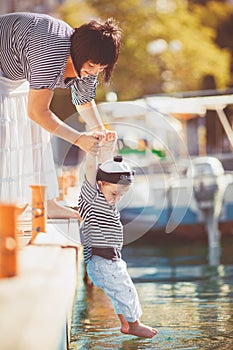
[78,178,124,263]
[0,12,98,105]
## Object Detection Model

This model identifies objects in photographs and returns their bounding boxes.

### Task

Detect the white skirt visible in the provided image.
[0,76,58,203]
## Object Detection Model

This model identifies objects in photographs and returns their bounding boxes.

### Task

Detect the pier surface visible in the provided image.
[0,219,81,350]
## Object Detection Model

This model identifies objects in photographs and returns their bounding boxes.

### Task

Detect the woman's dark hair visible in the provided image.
[70,18,121,82]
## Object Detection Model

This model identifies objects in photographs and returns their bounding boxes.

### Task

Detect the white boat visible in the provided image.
[97,94,233,243]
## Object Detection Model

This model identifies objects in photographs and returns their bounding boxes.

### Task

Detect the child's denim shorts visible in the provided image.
[87,255,142,322]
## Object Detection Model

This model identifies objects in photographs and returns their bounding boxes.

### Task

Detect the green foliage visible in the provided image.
[59,0,97,27]
[59,0,232,101]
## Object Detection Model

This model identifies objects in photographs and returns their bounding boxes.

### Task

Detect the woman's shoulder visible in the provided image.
[0,12,73,36]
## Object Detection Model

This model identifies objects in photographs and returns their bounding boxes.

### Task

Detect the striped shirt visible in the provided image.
[0,12,98,105]
[78,178,123,263]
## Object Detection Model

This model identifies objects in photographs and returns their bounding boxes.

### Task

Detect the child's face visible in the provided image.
[98,182,130,206]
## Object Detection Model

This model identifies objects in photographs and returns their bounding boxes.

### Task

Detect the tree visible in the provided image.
[59,0,232,101]
[189,0,233,86]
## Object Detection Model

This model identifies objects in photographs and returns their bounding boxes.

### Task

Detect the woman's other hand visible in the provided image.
[75,132,102,152]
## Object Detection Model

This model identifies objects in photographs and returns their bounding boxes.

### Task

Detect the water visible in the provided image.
[70,236,233,350]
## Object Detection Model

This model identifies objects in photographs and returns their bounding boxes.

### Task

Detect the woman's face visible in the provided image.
[80,60,108,77]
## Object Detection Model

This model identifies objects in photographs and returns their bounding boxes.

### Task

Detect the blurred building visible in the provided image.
[0,0,65,15]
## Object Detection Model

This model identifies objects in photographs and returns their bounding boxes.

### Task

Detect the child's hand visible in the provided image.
[101,130,117,150]
[105,130,117,142]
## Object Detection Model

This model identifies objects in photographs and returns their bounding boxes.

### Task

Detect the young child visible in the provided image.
[78,131,157,338]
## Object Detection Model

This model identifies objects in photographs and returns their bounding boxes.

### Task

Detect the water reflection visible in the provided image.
[70,238,233,350]
[208,244,221,266]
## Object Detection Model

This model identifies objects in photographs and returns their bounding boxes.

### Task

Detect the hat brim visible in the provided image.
[96,168,134,184]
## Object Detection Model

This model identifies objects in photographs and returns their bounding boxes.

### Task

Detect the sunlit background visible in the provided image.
[1,0,233,156]
[1,0,233,98]
[1,2,233,349]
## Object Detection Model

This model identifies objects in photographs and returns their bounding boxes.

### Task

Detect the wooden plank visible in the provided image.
[0,245,77,350]
[18,218,81,249]
[33,221,81,248]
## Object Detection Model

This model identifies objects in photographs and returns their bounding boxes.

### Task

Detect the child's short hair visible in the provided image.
[97,155,135,185]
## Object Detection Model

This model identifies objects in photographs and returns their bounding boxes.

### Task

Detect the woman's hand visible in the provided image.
[75,132,102,152]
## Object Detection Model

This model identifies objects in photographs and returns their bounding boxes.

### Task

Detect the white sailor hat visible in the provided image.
[97,155,135,184]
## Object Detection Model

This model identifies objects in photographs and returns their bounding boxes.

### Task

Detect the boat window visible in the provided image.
[194,164,212,176]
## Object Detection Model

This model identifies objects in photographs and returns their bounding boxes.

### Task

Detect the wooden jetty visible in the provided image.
[0,218,81,350]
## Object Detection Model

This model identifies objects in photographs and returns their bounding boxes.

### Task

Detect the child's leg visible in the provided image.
[87,257,158,338]
[83,263,93,287]
[118,314,157,338]
[118,314,129,334]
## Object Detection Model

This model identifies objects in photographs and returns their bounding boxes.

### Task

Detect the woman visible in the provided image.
[0,12,121,218]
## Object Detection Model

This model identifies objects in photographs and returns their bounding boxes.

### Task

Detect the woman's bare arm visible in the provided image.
[76,100,105,131]
[27,89,100,152]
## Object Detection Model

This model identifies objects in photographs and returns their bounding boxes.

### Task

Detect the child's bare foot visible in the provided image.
[120,324,129,334]
[120,326,129,334]
[128,321,157,338]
